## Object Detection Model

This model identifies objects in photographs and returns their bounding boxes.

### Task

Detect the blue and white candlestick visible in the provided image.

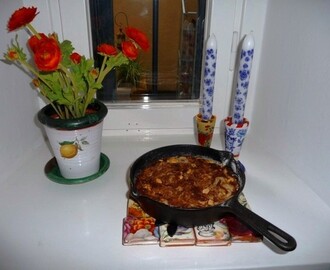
[201,34,217,121]
[224,116,249,161]
[232,33,254,124]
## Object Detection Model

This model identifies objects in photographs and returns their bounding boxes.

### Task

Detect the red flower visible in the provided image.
[125,27,150,51]
[33,37,61,71]
[7,6,39,32]
[121,41,138,60]
[28,33,47,53]
[70,52,82,64]
[97,44,117,56]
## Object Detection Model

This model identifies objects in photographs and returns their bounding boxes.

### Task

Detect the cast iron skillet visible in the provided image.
[130,144,297,252]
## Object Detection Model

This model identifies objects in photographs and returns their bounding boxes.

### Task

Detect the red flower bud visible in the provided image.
[90,69,99,79]
[6,49,19,60]
[32,78,40,87]
[70,52,82,64]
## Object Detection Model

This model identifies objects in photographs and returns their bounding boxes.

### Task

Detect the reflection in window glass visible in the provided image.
[89,0,206,102]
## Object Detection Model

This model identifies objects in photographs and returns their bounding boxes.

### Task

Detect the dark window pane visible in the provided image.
[89,0,206,102]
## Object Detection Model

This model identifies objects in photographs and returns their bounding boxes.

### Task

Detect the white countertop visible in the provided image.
[0,133,329,270]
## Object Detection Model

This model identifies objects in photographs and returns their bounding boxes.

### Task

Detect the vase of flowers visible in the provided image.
[3,6,149,182]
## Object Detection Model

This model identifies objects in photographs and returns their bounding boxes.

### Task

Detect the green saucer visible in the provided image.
[44,153,110,185]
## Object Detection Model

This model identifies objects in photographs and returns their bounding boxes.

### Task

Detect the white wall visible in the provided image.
[251,0,330,205]
[0,1,43,180]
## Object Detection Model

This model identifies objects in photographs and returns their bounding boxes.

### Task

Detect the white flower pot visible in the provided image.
[44,121,104,179]
[38,100,108,181]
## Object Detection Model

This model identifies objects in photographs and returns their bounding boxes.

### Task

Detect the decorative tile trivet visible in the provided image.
[194,221,231,246]
[159,224,196,247]
[122,193,261,247]
[122,200,159,245]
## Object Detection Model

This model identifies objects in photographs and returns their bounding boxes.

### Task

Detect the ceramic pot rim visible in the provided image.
[37,100,108,130]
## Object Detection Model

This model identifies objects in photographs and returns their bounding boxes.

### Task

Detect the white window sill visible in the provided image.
[0,133,329,269]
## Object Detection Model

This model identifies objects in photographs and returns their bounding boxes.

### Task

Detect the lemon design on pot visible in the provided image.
[60,143,78,158]
[59,137,89,159]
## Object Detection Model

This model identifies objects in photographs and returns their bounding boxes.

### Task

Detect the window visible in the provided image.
[34,0,259,132]
[89,0,206,102]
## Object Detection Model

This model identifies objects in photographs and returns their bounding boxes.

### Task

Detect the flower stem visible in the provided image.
[18,59,53,90]
[58,63,85,117]
[50,103,65,119]
[26,23,41,38]
[96,55,108,85]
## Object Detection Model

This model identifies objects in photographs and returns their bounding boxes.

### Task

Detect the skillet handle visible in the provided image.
[229,199,297,251]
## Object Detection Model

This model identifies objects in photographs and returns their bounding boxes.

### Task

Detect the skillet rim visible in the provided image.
[129,144,245,211]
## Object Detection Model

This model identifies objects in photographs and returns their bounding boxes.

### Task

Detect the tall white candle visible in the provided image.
[201,34,217,121]
[232,33,255,124]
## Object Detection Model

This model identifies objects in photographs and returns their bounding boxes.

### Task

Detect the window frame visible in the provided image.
[25,0,262,134]
[87,0,214,133]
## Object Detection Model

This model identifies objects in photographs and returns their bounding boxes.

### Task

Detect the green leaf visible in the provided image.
[59,141,75,146]
[60,40,75,66]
